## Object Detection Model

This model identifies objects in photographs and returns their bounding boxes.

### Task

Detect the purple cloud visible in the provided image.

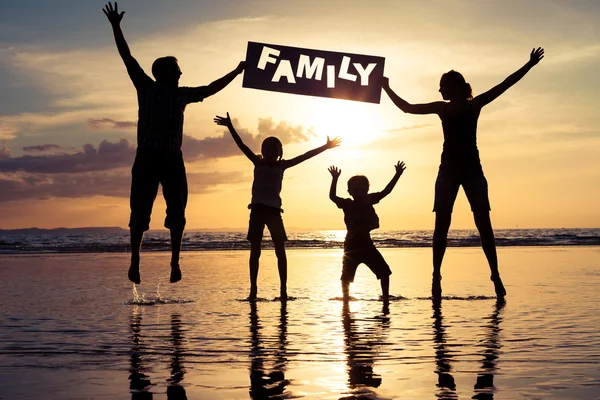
[88,118,137,130]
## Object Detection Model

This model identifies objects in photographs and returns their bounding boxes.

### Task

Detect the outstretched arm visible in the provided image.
[283,136,341,169]
[377,161,406,200]
[328,166,344,204]
[200,62,247,99]
[473,47,544,108]
[382,77,445,115]
[103,2,151,87]
[214,112,260,163]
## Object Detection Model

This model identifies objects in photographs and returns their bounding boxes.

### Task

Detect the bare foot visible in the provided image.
[248,286,257,300]
[170,263,182,283]
[491,274,506,298]
[432,275,442,300]
[128,259,141,284]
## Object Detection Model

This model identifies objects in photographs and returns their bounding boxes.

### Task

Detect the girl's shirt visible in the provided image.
[251,159,285,209]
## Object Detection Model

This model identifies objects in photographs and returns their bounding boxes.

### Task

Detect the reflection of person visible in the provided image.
[215,113,341,300]
[341,300,390,393]
[329,162,406,302]
[431,300,505,400]
[383,48,544,299]
[128,310,189,400]
[129,307,153,400]
[166,314,187,400]
[102,2,246,284]
[248,302,291,399]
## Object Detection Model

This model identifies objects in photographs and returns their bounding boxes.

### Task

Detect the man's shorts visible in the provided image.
[247,203,288,243]
[433,162,490,213]
[129,149,188,232]
[341,238,392,283]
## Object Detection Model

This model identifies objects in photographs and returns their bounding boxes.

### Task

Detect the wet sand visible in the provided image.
[1,247,599,399]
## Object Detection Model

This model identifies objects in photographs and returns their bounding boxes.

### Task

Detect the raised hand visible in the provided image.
[214,112,233,128]
[326,136,342,149]
[381,76,390,89]
[103,2,125,25]
[395,161,406,175]
[328,166,341,178]
[528,47,544,66]
[236,61,247,74]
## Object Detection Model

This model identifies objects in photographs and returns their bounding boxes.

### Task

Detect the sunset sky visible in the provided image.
[0,0,599,230]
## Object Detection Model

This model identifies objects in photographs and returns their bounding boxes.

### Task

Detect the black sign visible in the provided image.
[243,41,386,104]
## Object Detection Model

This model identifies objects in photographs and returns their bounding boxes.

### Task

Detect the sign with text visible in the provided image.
[243,41,386,104]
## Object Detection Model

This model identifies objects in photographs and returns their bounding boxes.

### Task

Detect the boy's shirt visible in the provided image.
[332,193,384,241]
[126,59,208,153]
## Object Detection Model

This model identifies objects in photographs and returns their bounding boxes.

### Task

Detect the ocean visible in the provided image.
[1,228,599,253]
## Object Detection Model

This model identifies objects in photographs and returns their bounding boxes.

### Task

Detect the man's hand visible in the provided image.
[214,112,234,129]
[394,161,406,176]
[236,61,247,74]
[325,136,342,149]
[103,2,125,25]
[328,166,341,179]
[381,76,390,90]
[528,47,544,67]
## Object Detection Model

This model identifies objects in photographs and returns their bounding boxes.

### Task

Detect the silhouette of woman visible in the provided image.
[383,48,544,299]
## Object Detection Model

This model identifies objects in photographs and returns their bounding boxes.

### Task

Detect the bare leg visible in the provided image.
[129,228,144,284]
[249,240,261,300]
[473,211,506,298]
[342,281,350,302]
[380,276,390,303]
[169,228,184,283]
[274,241,288,300]
[432,212,452,299]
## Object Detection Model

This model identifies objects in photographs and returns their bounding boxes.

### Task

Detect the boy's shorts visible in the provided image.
[433,162,490,213]
[247,203,288,243]
[341,238,391,283]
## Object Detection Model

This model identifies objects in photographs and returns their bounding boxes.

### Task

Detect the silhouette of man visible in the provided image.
[103,2,246,284]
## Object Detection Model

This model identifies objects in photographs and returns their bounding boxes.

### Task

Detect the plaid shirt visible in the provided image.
[125,58,207,152]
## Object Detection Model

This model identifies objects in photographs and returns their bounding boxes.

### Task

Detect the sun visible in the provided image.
[304,98,386,146]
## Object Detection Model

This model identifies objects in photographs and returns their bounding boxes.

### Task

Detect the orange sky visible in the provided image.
[0,0,599,229]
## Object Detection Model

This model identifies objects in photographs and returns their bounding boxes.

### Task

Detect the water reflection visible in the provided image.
[248,301,292,399]
[432,300,505,399]
[340,301,390,399]
[129,306,153,400]
[129,307,188,399]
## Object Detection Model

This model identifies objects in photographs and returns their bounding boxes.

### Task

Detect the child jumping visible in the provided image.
[215,113,341,300]
[328,162,406,302]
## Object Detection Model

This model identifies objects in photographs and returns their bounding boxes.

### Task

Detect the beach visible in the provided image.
[1,246,599,399]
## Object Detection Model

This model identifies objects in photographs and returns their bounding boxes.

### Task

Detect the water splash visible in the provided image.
[126,282,194,305]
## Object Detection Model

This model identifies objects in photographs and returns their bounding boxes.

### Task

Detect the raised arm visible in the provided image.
[376,161,406,201]
[282,136,341,169]
[214,112,260,163]
[473,47,544,108]
[103,2,151,87]
[200,62,247,99]
[382,77,445,115]
[328,166,344,205]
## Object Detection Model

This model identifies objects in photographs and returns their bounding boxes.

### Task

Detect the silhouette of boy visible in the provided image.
[328,162,406,301]
[103,2,246,284]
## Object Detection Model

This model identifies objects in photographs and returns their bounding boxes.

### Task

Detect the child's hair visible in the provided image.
[347,175,370,195]
[261,136,283,160]
[440,70,473,100]
[152,56,178,81]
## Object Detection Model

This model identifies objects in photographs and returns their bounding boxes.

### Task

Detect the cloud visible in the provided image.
[184,117,316,160]
[88,118,137,130]
[0,170,247,202]
[383,124,435,133]
[0,138,135,173]
[22,144,67,154]
[0,145,11,159]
